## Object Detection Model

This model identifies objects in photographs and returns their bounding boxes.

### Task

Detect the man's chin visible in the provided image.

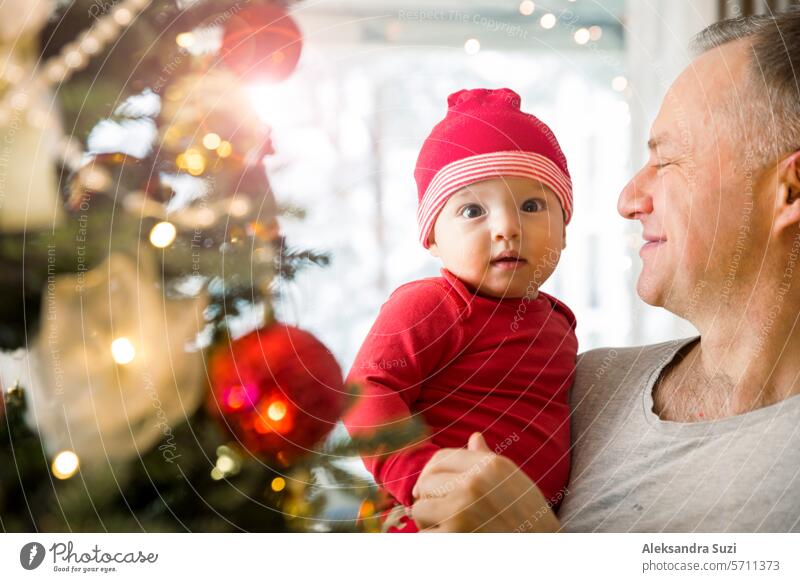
[636,276,667,307]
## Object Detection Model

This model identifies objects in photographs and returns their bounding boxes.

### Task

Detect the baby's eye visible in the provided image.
[521,198,546,213]
[459,204,485,219]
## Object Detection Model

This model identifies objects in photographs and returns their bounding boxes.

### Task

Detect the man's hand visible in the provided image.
[410,433,561,532]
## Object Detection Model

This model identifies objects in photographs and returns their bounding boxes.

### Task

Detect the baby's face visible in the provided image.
[428,176,566,299]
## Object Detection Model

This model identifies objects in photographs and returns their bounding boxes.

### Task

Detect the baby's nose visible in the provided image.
[490,211,521,241]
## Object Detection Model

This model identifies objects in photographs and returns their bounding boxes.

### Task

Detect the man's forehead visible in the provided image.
[663,40,751,108]
[650,41,752,146]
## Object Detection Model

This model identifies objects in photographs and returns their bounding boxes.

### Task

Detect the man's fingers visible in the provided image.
[423,447,495,476]
[413,471,465,500]
[410,495,464,530]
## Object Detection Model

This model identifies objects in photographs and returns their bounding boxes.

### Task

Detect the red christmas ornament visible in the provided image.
[208,323,345,462]
[220,4,303,82]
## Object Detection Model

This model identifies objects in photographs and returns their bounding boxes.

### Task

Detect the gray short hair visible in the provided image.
[691,8,800,163]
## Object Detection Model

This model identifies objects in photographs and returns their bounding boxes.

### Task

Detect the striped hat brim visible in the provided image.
[417,151,573,248]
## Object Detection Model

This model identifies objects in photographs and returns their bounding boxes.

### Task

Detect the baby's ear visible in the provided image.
[426,230,440,257]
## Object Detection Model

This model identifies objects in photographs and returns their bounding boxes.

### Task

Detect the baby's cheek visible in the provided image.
[531,235,563,270]
[459,257,487,282]
[440,253,475,280]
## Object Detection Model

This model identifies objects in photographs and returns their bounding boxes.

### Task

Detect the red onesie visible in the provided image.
[344,268,577,530]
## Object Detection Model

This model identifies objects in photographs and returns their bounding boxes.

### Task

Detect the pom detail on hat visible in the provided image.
[414,88,572,248]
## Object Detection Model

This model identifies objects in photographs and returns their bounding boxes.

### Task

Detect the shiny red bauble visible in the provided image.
[208,323,344,462]
[220,4,303,82]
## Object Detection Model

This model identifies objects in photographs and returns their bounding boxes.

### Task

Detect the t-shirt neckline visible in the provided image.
[642,336,800,436]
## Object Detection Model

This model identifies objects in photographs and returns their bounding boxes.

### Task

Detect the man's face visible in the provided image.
[428,176,565,299]
[618,40,773,314]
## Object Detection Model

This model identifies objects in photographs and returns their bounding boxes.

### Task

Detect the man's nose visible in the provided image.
[618,166,655,220]
[491,210,521,241]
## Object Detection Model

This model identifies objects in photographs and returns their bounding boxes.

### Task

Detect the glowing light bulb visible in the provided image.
[52,450,80,479]
[111,337,135,364]
[176,32,194,48]
[216,141,232,158]
[45,62,66,83]
[80,36,101,55]
[202,132,221,150]
[267,400,287,421]
[539,13,556,29]
[464,38,481,55]
[271,477,286,492]
[180,148,206,176]
[519,1,535,16]
[64,50,86,69]
[574,28,590,45]
[216,455,235,473]
[228,198,250,218]
[149,221,177,248]
[113,8,132,26]
[255,399,293,435]
[589,25,603,41]
[612,75,628,92]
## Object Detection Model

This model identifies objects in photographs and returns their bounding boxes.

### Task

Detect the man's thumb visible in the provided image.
[467,432,491,452]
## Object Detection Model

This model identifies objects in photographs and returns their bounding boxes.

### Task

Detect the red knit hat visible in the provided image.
[414,88,573,248]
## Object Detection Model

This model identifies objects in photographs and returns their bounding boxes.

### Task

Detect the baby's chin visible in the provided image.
[478,286,539,300]
[474,278,541,300]
[442,263,542,299]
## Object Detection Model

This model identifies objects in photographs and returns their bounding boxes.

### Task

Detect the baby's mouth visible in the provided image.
[490,252,527,268]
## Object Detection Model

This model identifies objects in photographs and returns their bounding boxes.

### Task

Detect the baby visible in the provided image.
[345,88,578,531]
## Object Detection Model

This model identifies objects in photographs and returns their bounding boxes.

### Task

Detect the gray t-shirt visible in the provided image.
[558,337,800,532]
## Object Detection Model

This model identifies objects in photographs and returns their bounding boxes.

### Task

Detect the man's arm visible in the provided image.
[411,433,561,532]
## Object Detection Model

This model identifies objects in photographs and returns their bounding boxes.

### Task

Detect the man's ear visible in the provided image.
[773,150,800,235]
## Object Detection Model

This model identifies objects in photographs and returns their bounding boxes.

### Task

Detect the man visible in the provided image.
[410,9,800,532]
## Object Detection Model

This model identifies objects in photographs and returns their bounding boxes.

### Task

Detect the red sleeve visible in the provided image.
[344,279,464,506]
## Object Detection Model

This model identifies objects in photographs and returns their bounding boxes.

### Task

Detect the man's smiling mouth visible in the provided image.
[640,234,667,256]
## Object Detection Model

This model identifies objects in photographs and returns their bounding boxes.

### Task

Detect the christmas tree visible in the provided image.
[0,0,416,533]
